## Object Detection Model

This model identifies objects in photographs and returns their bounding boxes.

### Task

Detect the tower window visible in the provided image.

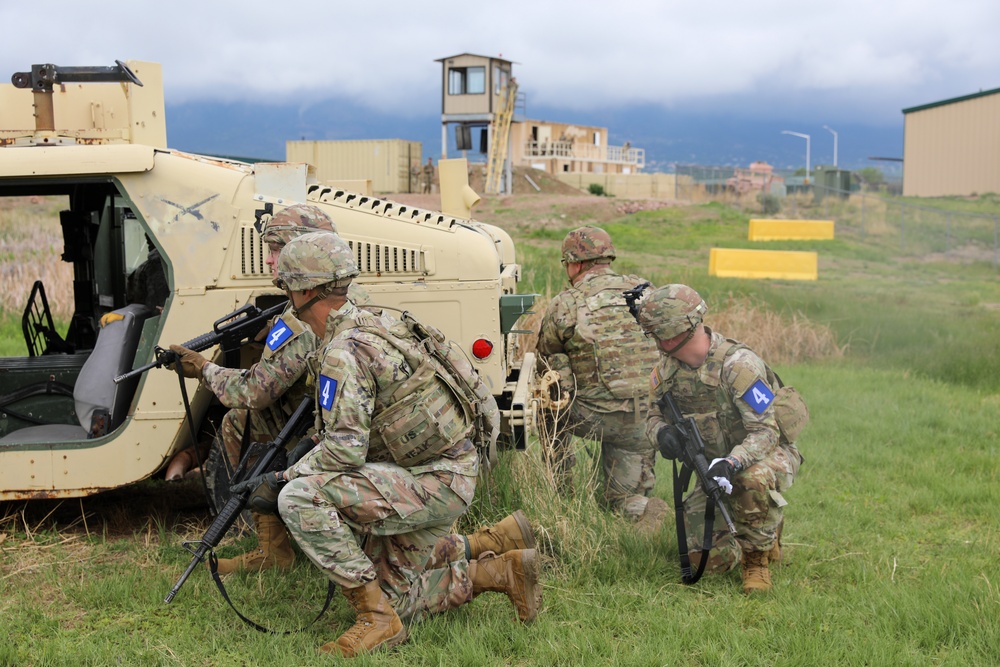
[448,66,486,95]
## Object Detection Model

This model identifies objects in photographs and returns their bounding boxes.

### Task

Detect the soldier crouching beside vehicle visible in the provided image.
[536,226,667,530]
[230,231,541,657]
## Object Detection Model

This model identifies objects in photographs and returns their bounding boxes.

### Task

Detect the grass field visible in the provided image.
[1,193,999,666]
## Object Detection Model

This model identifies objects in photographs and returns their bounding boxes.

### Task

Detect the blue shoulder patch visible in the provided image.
[266,318,294,351]
[319,374,338,412]
[741,379,775,415]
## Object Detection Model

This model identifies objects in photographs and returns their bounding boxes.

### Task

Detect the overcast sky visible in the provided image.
[3,0,998,126]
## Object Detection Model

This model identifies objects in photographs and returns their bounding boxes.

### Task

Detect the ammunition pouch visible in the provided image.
[372,358,472,467]
[773,385,809,443]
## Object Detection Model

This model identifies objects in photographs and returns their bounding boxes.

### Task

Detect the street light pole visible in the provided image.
[823,125,838,168]
[781,130,811,183]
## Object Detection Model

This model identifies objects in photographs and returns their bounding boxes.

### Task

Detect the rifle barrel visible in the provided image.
[113,301,287,385]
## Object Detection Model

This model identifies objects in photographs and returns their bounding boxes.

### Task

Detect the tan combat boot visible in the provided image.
[319,580,407,657]
[741,550,772,594]
[469,549,542,623]
[466,511,536,559]
[768,519,784,564]
[214,513,295,575]
[635,497,670,534]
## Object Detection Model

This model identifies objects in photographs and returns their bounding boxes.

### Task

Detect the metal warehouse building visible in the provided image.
[286,139,423,194]
[903,87,1000,197]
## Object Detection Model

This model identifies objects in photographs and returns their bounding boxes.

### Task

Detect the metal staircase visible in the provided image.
[485,79,519,194]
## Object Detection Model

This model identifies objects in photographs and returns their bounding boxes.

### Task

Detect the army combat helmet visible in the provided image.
[277,230,359,292]
[561,226,616,263]
[260,203,337,247]
[636,284,707,354]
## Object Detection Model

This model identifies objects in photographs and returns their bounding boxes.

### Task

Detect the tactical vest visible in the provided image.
[350,311,500,469]
[660,338,809,459]
[566,274,660,407]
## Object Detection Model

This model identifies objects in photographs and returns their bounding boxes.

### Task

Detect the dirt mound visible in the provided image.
[468,166,584,196]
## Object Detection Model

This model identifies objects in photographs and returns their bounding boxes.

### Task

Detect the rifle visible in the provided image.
[658,392,738,584]
[658,392,737,536]
[164,395,314,604]
[114,300,287,385]
[622,282,651,321]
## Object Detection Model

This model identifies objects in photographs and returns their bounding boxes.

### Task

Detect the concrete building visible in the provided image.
[437,53,642,192]
[903,87,1000,197]
[511,119,644,175]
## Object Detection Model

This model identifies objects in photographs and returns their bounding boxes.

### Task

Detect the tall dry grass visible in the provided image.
[0,197,73,320]
[706,293,845,365]
[518,294,844,365]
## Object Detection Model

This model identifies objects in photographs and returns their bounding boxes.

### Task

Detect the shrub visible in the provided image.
[587,183,605,197]
[757,192,781,215]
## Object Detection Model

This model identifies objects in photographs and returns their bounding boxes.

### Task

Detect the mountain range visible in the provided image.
[166,97,905,179]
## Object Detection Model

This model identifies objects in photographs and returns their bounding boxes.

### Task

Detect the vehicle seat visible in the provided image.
[0,304,153,443]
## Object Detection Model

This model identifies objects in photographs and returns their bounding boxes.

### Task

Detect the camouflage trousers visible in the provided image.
[219,408,287,469]
[550,403,657,519]
[683,443,802,572]
[278,463,475,619]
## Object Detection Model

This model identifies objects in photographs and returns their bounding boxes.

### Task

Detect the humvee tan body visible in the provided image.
[0,61,536,500]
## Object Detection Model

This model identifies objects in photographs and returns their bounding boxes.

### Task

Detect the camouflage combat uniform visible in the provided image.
[646,327,802,572]
[202,303,315,467]
[537,265,661,518]
[279,301,481,618]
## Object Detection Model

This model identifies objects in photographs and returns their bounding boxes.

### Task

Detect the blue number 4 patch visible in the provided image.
[319,375,338,411]
[741,379,774,415]
[266,318,294,351]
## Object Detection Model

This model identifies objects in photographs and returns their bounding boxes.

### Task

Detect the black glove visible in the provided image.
[287,435,317,467]
[656,425,683,460]
[231,469,286,514]
[230,470,285,496]
[707,457,740,486]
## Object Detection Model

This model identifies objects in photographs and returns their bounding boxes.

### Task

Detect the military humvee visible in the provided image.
[0,60,537,500]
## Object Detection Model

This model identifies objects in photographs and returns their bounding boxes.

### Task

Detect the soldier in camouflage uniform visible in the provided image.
[231,231,541,658]
[536,226,666,528]
[637,284,803,594]
[169,203,340,574]
[170,203,535,582]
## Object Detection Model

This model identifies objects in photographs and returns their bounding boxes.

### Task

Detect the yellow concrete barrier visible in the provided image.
[709,248,818,280]
[748,219,835,241]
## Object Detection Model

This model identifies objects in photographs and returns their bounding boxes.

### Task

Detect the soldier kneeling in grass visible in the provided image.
[637,284,806,594]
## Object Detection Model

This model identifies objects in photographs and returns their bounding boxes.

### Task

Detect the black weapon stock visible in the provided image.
[114,301,287,385]
[163,396,314,604]
[658,393,737,536]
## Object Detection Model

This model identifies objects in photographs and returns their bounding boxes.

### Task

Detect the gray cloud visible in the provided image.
[2,0,997,124]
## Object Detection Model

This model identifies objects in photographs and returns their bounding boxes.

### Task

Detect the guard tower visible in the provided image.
[436,53,519,194]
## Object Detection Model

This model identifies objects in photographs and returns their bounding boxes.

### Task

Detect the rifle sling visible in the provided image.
[175,363,214,513]
[208,551,335,634]
[673,461,714,585]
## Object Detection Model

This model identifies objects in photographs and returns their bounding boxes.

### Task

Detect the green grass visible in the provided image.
[0,310,70,357]
[3,196,1000,665]
[0,311,22,356]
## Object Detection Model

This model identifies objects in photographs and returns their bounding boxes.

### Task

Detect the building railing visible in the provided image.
[523,141,645,169]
